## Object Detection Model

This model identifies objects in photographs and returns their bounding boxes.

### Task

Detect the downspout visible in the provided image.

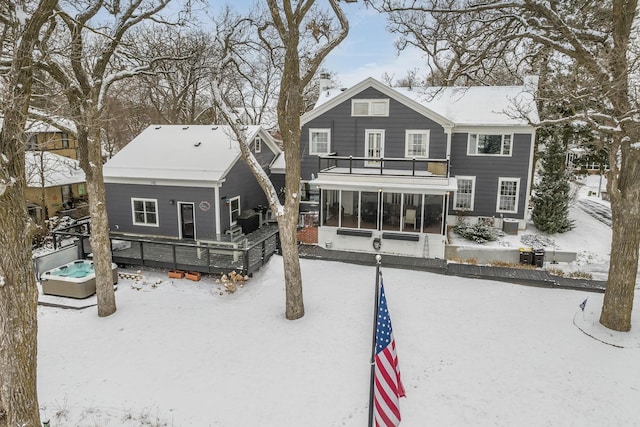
[214,185,222,239]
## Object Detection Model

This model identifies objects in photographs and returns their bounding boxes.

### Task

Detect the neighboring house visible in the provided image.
[25,117,79,160]
[103,125,282,241]
[299,77,538,258]
[25,151,87,222]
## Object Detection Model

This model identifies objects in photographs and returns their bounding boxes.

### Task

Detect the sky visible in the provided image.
[35,175,640,426]
[211,0,427,87]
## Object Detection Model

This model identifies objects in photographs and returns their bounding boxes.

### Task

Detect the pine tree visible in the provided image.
[531,132,574,233]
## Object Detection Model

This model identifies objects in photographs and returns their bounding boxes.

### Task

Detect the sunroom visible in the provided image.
[310,155,457,258]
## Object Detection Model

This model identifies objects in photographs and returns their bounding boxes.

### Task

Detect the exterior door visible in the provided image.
[365,129,384,167]
[179,203,195,239]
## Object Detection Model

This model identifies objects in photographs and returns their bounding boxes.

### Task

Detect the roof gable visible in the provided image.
[302,77,455,128]
[302,77,537,129]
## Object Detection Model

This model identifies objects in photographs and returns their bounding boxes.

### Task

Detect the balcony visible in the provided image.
[317,155,449,177]
[314,155,456,193]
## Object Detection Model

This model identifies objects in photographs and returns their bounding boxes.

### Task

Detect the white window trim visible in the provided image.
[351,99,390,117]
[496,177,520,213]
[131,198,159,227]
[365,129,385,167]
[405,129,431,158]
[254,136,262,153]
[229,196,241,226]
[309,128,331,155]
[467,133,513,156]
[453,176,476,211]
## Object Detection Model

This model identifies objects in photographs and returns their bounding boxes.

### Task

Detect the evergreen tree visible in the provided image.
[531,132,574,233]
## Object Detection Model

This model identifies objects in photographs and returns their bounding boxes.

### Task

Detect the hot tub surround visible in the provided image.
[41,260,118,299]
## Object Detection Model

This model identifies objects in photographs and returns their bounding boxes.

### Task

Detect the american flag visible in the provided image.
[373,281,405,426]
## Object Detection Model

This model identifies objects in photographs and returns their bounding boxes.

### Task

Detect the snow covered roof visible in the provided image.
[306,77,538,128]
[25,115,77,134]
[25,151,85,188]
[103,125,277,186]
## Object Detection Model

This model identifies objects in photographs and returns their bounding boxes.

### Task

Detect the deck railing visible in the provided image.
[51,221,280,276]
[109,227,279,276]
[318,155,449,177]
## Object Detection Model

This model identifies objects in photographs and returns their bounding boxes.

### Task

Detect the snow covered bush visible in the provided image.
[453,218,504,243]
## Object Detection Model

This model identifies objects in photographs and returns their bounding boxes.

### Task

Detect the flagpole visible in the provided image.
[368,254,382,427]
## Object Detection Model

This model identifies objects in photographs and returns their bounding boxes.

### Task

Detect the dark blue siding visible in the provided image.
[105,183,217,239]
[449,133,532,218]
[301,87,448,179]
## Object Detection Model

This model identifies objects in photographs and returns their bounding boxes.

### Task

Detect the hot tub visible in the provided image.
[41,260,118,299]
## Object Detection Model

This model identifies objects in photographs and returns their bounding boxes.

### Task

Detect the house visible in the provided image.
[299,77,538,258]
[25,116,79,160]
[0,115,87,222]
[103,125,282,242]
[25,151,87,222]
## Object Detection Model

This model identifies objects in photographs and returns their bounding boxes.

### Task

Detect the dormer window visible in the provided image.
[254,136,262,153]
[351,99,389,117]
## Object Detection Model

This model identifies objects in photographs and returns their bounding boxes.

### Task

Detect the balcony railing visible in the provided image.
[318,155,449,177]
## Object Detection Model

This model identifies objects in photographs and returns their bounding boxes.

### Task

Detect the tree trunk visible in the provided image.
[0,0,57,423]
[277,204,304,320]
[0,119,42,427]
[81,124,117,317]
[600,192,640,331]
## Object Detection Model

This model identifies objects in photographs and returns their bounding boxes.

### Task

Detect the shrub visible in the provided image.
[453,218,504,243]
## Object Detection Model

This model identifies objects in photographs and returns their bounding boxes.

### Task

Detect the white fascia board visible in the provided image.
[453,125,535,134]
[301,77,455,128]
[256,128,282,155]
[104,176,224,188]
[313,173,457,194]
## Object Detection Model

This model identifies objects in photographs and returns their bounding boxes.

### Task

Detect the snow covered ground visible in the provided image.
[37,174,640,426]
[449,174,615,281]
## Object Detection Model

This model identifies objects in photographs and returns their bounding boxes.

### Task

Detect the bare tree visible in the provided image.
[0,1,57,424]
[371,0,640,332]
[209,1,349,320]
[35,0,190,317]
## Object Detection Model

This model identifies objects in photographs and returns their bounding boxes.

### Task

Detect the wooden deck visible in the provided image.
[109,224,279,276]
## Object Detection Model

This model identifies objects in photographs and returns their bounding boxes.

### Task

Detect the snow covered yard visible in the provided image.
[37,256,640,426]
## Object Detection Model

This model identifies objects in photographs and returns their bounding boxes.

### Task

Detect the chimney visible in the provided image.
[319,72,332,92]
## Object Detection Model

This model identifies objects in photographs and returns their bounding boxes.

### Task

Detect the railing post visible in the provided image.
[380,157,384,175]
[318,155,321,172]
[172,245,177,269]
[349,155,353,174]
[413,157,416,176]
[140,241,145,267]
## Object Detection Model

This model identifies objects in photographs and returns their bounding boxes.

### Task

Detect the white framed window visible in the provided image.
[351,99,389,117]
[132,198,158,226]
[454,176,476,210]
[405,130,430,158]
[254,136,262,153]
[467,133,512,156]
[309,128,331,155]
[229,196,241,225]
[496,177,520,213]
[365,129,385,167]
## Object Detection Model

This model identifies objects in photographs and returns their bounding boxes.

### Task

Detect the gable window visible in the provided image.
[365,129,385,167]
[61,133,70,149]
[351,99,389,117]
[454,176,476,210]
[496,177,520,213]
[229,196,241,225]
[468,133,512,156]
[254,136,262,153]
[310,129,331,155]
[405,130,430,158]
[132,198,158,226]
